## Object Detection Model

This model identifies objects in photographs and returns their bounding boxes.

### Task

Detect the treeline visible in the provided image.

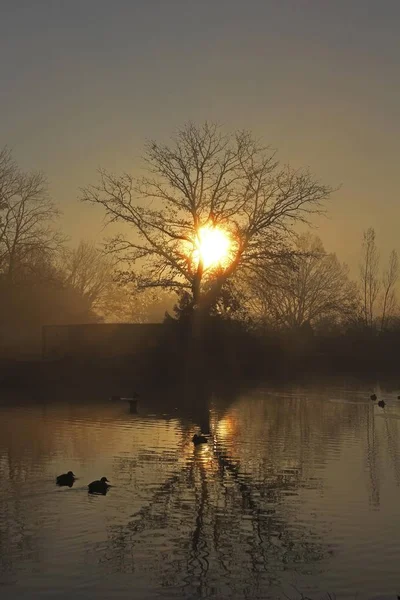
[136,226,400,383]
[0,148,172,357]
[168,226,400,337]
[236,227,400,337]
[152,229,400,380]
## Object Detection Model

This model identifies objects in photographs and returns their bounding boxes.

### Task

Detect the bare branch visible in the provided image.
[359,228,380,329]
[0,148,64,281]
[380,249,398,330]
[246,233,359,329]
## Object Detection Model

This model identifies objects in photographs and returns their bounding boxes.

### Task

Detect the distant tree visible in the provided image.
[380,249,398,331]
[0,247,101,357]
[61,241,118,317]
[60,244,177,323]
[107,285,176,323]
[0,149,106,356]
[359,228,380,329]
[247,233,358,330]
[0,148,19,211]
[0,147,63,282]
[81,123,333,317]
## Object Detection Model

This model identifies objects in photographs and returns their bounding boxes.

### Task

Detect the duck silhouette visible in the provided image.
[56,471,76,487]
[370,394,377,401]
[192,434,208,446]
[88,477,110,495]
[378,399,386,408]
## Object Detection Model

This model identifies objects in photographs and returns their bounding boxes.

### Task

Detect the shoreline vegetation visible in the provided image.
[1,320,400,404]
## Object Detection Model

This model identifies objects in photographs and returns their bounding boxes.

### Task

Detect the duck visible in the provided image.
[56,471,76,487]
[378,400,386,408]
[370,394,377,401]
[88,477,110,495]
[192,434,208,446]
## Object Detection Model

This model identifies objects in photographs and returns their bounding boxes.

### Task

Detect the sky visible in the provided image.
[1,0,399,274]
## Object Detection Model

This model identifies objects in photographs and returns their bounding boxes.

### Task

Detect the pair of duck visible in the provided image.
[58,432,207,492]
[56,472,111,495]
[370,394,386,408]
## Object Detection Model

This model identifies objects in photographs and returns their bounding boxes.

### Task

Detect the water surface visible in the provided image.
[1,381,400,599]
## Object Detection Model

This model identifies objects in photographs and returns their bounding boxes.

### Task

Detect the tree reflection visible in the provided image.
[99,404,328,597]
[366,402,380,507]
[382,410,400,487]
[1,382,400,595]
[95,384,400,596]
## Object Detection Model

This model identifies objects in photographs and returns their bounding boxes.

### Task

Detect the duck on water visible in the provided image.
[88,477,111,495]
[192,434,208,446]
[56,471,76,487]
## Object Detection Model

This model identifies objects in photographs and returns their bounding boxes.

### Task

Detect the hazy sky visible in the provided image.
[1,0,399,273]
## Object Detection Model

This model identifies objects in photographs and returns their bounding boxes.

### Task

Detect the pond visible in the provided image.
[0,380,400,599]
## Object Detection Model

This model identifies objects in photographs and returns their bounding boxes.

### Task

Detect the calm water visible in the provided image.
[1,381,400,599]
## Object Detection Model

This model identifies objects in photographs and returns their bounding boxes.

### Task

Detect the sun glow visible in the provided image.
[190,225,233,270]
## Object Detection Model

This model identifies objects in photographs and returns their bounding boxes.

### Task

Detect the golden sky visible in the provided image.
[1,1,399,275]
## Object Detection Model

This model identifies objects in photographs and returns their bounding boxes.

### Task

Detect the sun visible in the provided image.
[190,225,233,270]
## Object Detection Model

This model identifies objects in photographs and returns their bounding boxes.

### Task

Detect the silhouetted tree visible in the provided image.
[246,233,358,330]
[358,228,399,332]
[380,249,398,331]
[0,147,64,282]
[171,278,248,323]
[61,241,119,317]
[359,228,380,329]
[81,123,333,316]
[0,248,101,357]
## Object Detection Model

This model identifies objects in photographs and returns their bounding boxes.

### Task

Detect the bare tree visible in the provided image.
[62,243,177,322]
[0,148,19,267]
[246,233,358,329]
[0,147,64,282]
[0,148,19,211]
[81,123,333,315]
[380,249,398,331]
[61,241,119,316]
[359,228,380,328]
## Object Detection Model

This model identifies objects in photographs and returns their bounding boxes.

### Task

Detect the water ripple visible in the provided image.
[1,383,400,599]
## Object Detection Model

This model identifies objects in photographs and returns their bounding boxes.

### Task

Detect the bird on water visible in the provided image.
[192,434,208,446]
[370,394,377,401]
[56,471,76,487]
[88,477,110,495]
[378,400,386,408]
